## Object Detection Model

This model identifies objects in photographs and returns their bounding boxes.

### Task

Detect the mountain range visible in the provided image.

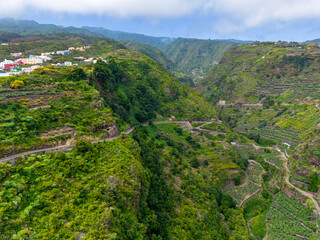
[0,18,244,76]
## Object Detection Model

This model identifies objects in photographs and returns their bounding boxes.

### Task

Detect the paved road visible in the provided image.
[0,127,135,164]
[0,119,214,164]
[0,120,211,164]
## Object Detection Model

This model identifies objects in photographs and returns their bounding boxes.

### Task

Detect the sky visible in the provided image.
[1,0,320,42]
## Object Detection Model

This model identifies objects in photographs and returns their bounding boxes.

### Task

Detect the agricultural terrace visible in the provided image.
[224,162,264,205]
[266,192,319,240]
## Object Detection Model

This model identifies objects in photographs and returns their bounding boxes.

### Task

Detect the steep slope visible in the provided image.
[0,31,22,43]
[201,42,320,104]
[163,38,240,76]
[120,40,175,70]
[90,50,215,124]
[0,33,255,239]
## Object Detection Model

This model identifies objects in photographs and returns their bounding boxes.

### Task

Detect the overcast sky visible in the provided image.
[2,0,320,41]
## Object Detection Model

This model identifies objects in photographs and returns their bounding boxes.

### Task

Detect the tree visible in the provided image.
[90,60,115,91]
[308,172,319,192]
[66,67,87,81]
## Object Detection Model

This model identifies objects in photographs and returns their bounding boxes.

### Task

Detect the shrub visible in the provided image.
[10,80,24,89]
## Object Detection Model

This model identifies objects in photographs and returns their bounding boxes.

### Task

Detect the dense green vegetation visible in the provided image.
[90,51,215,124]
[0,138,148,239]
[0,30,22,42]
[0,66,115,157]
[1,27,320,240]
[0,121,253,239]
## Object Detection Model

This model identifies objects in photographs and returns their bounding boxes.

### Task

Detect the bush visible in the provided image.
[190,158,200,168]
[10,80,24,89]
[233,175,241,186]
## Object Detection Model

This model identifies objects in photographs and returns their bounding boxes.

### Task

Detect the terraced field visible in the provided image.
[259,149,283,169]
[235,124,301,151]
[266,192,319,240]
[225,162,264,205]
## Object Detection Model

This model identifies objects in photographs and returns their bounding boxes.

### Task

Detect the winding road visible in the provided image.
[281,152,320,217]
[0,120,210,164]
[0,127,135,164]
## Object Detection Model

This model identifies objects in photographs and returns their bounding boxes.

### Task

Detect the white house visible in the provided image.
[0,59,14,69]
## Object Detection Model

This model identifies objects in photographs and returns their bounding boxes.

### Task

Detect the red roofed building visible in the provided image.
[4,63,19,69]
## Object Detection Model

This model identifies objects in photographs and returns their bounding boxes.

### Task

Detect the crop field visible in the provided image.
[266,192,318,240]
[235,125,301,151]
[200,122,231,133]
[259,149,283,168]
[225,162,264,205]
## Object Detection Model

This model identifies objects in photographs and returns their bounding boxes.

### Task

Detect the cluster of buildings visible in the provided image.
[0,45,92,76]
[0,54,51,72]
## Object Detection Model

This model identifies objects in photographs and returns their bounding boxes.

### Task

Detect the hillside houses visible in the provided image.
[0,45,93,75]
[11,52,23,58]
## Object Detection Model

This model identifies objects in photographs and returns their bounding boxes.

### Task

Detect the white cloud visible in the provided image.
[1,0,320,33]
[0,0,206,19]
[207,0,320,33]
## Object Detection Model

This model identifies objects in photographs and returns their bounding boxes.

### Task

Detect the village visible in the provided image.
[0,45,100,76]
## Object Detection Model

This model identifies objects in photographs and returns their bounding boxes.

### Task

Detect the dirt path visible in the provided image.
[247,217,254,237]
[254,144,320,216]
[272,146,320,217]
[282,155,320,217]
[238,160,264,207]
[195,121,213,129]
[239,187,262,208]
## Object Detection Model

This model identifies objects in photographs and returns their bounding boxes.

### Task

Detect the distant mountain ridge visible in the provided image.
[0,18,248,76]
[163,38,240,76]
[83,26,175,49]
[0,18,102,37]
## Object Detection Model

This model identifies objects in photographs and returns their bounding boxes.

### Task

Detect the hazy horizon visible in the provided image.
[1,0,320,42]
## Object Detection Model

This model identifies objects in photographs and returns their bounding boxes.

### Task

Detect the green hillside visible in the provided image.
[1,25,320,240]
[163,38,240,76]
[0,31,22,43]
[0,33,257,240]
[0,35,214,157]
[0,19,242,78]
[0,18,102,37]
[120,40,175,70]
[90,50,215,124]
[201,41,320,104]
[0,33,125,62]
